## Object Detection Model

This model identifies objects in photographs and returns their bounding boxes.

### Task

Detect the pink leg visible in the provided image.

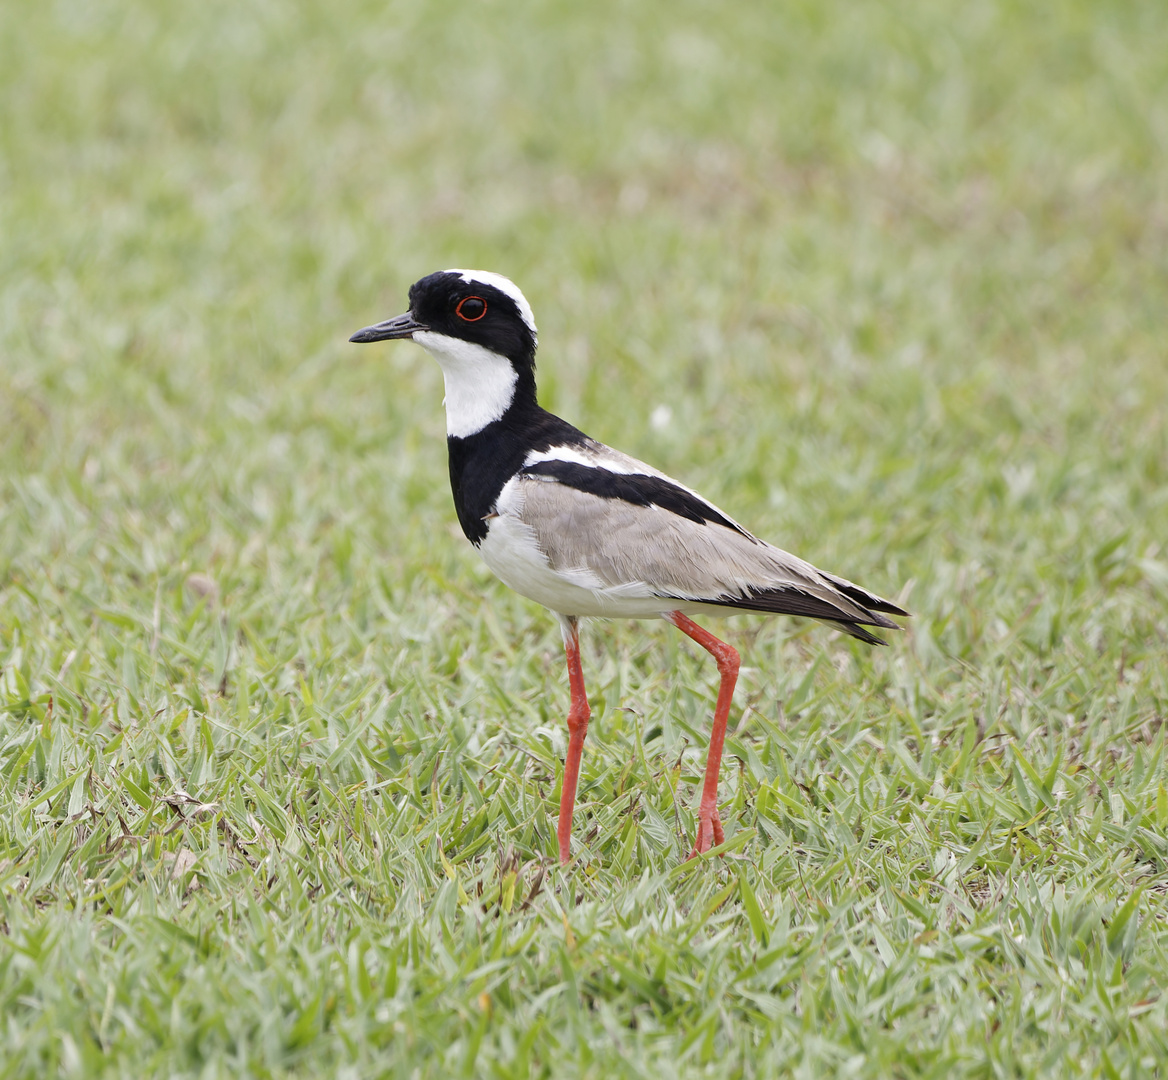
[556,617,590,865]
[669,612,740,858]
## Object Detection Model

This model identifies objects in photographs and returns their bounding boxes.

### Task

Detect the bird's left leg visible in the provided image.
[669,611,740,858]
[556,615,590,865]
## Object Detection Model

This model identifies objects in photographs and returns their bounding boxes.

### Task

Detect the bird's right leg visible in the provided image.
[669,611,739,858]
[556,615,590,865]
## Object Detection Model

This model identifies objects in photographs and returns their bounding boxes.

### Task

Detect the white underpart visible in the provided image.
[477,476,679,618]
[412,331,518,438]
[447,269,538,344]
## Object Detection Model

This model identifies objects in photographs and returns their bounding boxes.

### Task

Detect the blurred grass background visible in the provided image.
[2,0,1167,1076]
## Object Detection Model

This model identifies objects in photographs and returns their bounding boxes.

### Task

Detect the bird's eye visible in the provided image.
[456,296,487,322]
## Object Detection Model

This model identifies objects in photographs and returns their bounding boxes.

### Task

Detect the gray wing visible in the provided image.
[511,455,906,642]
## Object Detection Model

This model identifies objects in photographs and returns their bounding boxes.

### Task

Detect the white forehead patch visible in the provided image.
[447,269,538,344]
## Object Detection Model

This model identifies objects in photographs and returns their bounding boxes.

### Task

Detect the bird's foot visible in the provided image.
[687,808,725,859]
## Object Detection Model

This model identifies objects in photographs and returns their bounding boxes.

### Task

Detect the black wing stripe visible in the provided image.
[521,459,753,538]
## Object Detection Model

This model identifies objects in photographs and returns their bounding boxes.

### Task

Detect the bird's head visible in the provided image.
[350,270,539,437]
[351,269,537,362]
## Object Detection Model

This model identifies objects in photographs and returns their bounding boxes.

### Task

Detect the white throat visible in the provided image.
[413,331,518,438]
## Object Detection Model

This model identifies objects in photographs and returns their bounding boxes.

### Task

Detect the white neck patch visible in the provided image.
[446,268,538,345]
[413,331,518,438]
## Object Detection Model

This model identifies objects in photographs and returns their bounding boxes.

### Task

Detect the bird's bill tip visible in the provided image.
[348,312,428,343]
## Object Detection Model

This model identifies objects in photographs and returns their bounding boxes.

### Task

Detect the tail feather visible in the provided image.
[829,620,889,646]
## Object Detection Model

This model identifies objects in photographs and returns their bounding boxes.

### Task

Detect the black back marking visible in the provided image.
[519,459,754,539]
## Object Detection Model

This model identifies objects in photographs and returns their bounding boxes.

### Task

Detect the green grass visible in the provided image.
[2,0,1168,1075]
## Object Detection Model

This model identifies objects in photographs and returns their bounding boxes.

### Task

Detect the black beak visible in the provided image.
[349,311,429,343]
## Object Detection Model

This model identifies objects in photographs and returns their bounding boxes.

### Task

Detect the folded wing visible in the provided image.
[513,448,907,643]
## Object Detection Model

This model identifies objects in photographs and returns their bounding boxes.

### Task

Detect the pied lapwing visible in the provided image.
[351,270,907,864]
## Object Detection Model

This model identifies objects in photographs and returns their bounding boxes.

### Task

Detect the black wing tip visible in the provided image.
[821,573,911,619]
[870,599,911,618]
[694,586,908,646]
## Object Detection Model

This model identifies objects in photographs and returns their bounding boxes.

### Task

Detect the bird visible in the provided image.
[350,269,907,865]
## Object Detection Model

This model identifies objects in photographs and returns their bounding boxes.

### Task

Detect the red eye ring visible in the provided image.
[456,296,488,322]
